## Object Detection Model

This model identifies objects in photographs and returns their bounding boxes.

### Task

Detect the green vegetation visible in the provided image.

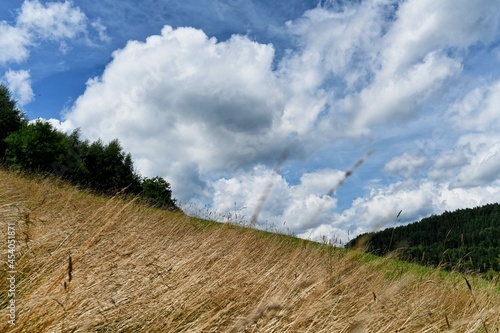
[141,176,177,210]
[346,204,500,274]
[4,120,73,174]
[0,85,177,211]
[0,84,26,159]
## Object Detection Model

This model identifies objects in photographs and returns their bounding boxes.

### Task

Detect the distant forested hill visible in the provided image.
[346,203,500,274]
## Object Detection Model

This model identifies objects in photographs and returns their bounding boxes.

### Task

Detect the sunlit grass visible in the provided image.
[0,169,499,332]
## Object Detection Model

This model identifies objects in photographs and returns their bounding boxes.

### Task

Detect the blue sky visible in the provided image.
[2,0,500,243]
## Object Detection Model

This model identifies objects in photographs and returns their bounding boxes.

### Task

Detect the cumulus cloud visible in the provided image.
[3,69,34,106]
[66,26,288,183]
[45,118,74,133]
[303,178,500,242]
[62,0,500,243]
[213,166,343,232]
[27,117,74,135]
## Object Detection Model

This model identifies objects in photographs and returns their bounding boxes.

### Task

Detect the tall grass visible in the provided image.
[1,169,499,332]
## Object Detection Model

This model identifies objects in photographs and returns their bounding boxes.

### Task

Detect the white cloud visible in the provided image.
[288,0,500,135]
[446,80,500,132]
[4,69,34,106]
[90,19,110,43]
[46,118,74,133]
[348,51,461,131]
[0,0,108,65]
[212,166,342,232]
[450,134,500,188]
[432,77,500,189]
[384,152,427,178]
[28,117,74,133]
[380,0,499,78]
[284,1,387,81]
[428,148,469,181]
[0,23,30,64]
[302,178,500,243]
[347,0,500,132]
[66,25,289,194]
[17,0,87,41]
[333,180,435,234]
[280,1,390,136]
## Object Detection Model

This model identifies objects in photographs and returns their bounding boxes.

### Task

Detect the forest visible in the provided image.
[0,84,178,211]
[346,203,500,275]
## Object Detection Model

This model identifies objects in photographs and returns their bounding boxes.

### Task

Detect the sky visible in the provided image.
[1,0,500,244]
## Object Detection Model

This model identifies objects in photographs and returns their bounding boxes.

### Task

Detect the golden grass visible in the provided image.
[0,169,499,332]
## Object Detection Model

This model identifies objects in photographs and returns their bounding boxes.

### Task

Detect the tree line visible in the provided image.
[346,203,500,276]
[0,84,178,211]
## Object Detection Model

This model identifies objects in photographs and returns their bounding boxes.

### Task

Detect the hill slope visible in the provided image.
[1,170,499,332]
[346,204,500,274]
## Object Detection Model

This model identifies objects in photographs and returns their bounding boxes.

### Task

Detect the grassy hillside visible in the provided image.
[1,170,499,332]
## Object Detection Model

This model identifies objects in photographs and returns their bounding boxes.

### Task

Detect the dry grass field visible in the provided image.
[0,169,499,332]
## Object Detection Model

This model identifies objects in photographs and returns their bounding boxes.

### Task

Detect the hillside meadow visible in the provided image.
[0,169,499,332]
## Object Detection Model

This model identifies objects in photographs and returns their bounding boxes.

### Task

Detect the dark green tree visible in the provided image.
[79,139,142,195]
[4,120,70,173]
[60,129,90,183]
[0,84,26,160]
[141,176,178,210]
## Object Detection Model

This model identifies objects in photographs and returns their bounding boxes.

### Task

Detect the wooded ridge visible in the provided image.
[346,203,500,275]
